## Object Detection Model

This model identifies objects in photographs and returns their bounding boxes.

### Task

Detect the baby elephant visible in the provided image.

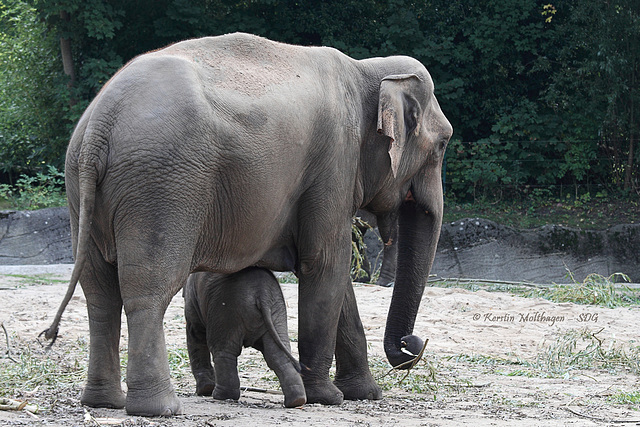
[183,267,306,408]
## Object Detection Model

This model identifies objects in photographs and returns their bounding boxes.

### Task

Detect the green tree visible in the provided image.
[3,0,637,201]
[0,0,66,178]
[545,0,639,193]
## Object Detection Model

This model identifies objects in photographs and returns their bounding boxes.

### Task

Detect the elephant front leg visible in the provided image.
[80,254,126,409]
[297,233,351,405]
[334,283,382,400]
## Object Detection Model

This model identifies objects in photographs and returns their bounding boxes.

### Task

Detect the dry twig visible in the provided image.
[378,338,430,384]
[563,406,640,424]
[0,398,39,414]
[241,386,283,395]
[1,322,18,363]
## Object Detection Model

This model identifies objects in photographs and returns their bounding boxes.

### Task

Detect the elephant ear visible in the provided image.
[377,74,423,178]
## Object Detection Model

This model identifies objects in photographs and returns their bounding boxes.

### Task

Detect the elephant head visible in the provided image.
[365,68,452,369]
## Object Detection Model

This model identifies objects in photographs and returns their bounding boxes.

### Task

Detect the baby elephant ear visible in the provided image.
[377,74,422,178]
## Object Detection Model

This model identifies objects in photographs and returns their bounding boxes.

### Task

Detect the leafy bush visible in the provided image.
[351,216,371,280]
[0,0,69,177]
[0,166,66,210]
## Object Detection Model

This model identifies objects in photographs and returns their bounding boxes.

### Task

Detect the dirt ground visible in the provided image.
[1,264,640,426]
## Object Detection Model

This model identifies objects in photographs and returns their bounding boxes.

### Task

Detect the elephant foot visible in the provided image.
[334,374,382,400]
[196,381,215,397]
[282,383,307,408]
[213,385,241,401]
[125,386,183,416]
[194,372,215,396]
[81,382,126,409]
[303,380,344,405]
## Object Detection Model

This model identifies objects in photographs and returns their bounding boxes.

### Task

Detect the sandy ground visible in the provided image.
[1,264,640,426]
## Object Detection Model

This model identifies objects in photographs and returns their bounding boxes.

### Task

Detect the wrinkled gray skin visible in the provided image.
[183,268,306,408]
[45,33,452,416]
[353,209,397,287]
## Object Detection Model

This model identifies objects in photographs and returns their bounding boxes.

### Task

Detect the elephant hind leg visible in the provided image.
[260,335,306,408]
[211,351,242,401]
[119,256,188,416]
[79,246,126,409]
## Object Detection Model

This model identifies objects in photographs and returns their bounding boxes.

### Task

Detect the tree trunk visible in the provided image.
[59,11,75,87]
[624,65,635,191]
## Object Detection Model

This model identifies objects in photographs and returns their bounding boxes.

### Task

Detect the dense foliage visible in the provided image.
[1,0,638,202]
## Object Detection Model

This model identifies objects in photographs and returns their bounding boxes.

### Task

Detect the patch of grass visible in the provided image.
[446,353,539,377]
[430,272,639,308]
[522,272,640,308]
[369,354,438,394]
[447,353,526,367]
[167,345,191,380]
[2,273,69,287]
[275,272,298,285]
[444,328,640,379]
[429,278,528,294]
[0,337,87,398]
[609,390,640,406]
[533,327,640,376]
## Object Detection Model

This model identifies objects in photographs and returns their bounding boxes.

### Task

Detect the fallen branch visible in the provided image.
[563,406,640,424]
[1,322,18,363]
[377,338,430,384]
[83,411,129,426]
[439,382,491,388]
[0,398,39,414]
[241,386,283,395]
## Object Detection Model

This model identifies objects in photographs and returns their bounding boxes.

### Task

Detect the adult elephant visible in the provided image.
[52,33,452,416]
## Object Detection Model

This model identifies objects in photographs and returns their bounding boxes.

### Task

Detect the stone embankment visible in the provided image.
[1,207,638,283]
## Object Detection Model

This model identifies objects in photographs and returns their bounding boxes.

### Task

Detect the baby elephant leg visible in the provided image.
[184,281,215,395]
[261,335,306,408]
[211,351,242,401]
[186,321,215,396]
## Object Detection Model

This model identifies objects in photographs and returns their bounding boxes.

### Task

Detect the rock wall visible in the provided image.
[432,219,639,283]
[0,207,73,265]
[1,207,638,283]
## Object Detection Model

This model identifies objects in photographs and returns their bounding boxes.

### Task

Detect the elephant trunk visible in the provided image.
[383,201,441,368]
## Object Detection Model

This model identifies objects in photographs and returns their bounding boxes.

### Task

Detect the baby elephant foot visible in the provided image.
[213,385,241,401]
[126,386,183,416]
[303,380,344,405]
[282,384,306,408]
[334,374,383,401]
[81,382,126,409]
[194,372,215,396]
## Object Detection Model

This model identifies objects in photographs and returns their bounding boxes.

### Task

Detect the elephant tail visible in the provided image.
[260,304,305,373]
[40,130,101,349]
